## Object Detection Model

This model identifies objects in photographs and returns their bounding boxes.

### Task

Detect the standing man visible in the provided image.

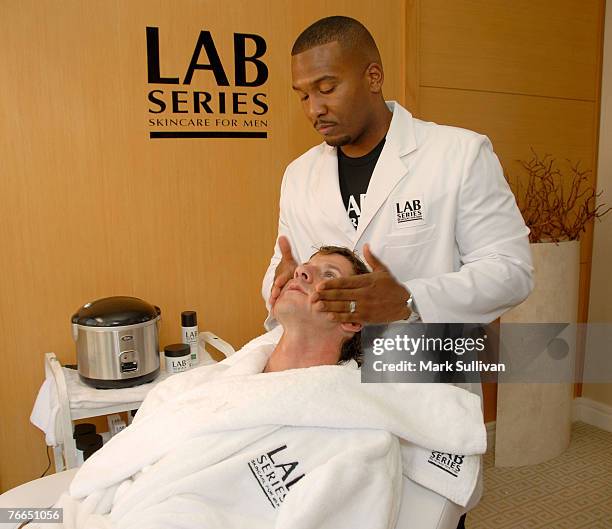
[263,15,533,328]
[260,16,533,528]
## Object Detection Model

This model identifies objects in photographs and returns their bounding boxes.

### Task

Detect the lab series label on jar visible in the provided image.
[165,356,192,374]
[146,26,269,139]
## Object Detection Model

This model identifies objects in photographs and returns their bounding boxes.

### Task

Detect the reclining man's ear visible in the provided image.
[341,322,362,333]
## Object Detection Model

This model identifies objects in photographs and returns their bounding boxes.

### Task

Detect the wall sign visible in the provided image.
[146,26,269,139]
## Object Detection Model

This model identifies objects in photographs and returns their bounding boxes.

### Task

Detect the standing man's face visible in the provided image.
[291,41,374,147]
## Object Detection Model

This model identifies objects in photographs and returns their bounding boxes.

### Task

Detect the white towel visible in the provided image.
[30,362,172,446]
[35,340,486,528]
[30,377,60,446]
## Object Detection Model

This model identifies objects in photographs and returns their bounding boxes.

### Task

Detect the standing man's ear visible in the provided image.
[366,63,384,93]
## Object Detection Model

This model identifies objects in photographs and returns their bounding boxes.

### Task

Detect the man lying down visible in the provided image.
[36,247,486,529]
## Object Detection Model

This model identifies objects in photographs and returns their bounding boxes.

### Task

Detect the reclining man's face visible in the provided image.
[273,252,354,326]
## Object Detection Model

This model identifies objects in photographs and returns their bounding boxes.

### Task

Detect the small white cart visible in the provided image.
[44,332,235,472]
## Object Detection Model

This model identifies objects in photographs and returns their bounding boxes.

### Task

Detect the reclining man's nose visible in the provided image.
[294,264,313,282]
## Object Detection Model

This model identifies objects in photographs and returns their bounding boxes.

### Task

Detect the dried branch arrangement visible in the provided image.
[506,149,611,243]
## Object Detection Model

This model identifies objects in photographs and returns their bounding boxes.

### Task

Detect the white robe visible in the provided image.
[34,343,486,529]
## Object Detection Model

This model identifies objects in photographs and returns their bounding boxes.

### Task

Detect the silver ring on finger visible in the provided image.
[349,300,356,313]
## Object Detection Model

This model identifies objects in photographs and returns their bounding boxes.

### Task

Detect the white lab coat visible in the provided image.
[262,101,533,326]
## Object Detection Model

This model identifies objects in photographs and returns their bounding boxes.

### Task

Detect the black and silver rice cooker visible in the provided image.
[71,296,161,389]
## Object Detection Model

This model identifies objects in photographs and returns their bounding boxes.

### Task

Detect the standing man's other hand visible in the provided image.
[269,236,298,308]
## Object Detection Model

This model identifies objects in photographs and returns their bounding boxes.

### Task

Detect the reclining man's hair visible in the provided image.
[312,246,369,366]
[291,15,382,67]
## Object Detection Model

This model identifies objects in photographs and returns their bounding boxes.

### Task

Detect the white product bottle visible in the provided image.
[181,311,199,365]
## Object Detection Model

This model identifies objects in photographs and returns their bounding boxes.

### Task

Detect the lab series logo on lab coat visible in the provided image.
[248,444,305,508]
[394,196,426,229]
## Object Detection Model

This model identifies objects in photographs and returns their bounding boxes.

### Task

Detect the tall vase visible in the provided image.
[495,240,580,467]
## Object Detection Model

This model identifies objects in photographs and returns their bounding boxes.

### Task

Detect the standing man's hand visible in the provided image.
[310,244,411,323]
[269,236,298,308]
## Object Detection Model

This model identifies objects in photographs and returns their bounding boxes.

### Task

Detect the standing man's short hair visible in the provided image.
[291,15,382,66]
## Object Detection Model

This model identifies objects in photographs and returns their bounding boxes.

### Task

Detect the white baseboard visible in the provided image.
[572,397,612,432]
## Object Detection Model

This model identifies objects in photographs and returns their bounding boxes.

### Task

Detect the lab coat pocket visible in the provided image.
[380,225,437,280]
[386,224,437,247]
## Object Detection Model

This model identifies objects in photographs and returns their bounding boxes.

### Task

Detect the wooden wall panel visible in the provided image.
[0,0,403,491]
[419,87,597,173]
[404,0,420,115]
[413,1,605,421]
[420,0,601,101]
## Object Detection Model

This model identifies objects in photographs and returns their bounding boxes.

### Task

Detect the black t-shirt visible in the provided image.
[338,137,386,229]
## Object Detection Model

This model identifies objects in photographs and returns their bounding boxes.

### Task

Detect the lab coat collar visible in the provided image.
[383,101,418,157]
[313,101,418,248]
[355,101,418,242]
